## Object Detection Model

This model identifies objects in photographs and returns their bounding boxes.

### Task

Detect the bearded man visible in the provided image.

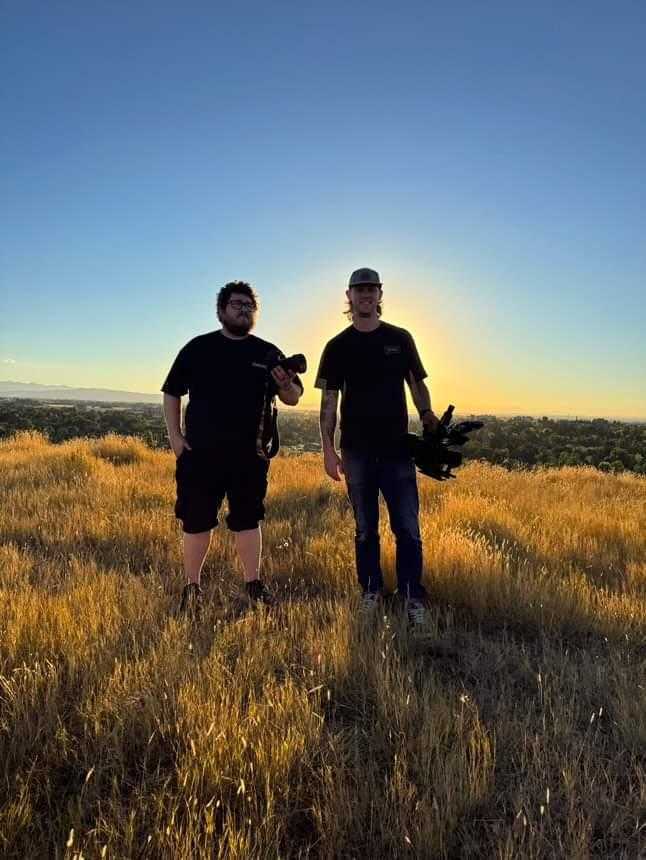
[162,280,303,613]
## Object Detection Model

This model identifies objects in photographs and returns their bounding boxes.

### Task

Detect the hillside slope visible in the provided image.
[1,433,645,858]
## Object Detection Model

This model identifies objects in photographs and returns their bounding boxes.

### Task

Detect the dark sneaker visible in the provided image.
[359,590,381,616]
[406,597,428,627]
[179,582,203,617]
[245,579,276,606]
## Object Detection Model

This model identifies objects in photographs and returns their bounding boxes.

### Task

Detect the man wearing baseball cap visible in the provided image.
[315,268,439,625]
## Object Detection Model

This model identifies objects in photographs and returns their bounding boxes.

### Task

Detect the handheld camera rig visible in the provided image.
[406,405,483,481]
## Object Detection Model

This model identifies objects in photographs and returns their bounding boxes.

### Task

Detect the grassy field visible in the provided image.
[1,431,645,859]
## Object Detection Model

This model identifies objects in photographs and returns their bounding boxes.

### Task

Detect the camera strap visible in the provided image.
[255,356,281,460]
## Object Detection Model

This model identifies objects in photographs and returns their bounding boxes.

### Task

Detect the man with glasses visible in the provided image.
[162,280,303,614]
[316,268,439,626]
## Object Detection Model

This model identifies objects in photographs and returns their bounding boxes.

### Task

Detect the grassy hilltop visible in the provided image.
[1,432,646,859]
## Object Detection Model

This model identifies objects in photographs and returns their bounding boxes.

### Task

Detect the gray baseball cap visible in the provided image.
[348,267,382,288]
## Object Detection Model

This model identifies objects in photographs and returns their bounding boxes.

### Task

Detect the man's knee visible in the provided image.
[355,526,379,544]
[391,519,421,543]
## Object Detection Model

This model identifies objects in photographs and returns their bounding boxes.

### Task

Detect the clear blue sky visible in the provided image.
[2,1,645,417]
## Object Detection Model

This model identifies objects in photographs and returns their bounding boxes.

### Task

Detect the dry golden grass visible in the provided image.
[1,431,645,859]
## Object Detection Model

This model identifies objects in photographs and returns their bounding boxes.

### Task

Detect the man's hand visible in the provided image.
[170,433,192,459]
[422,410,440,434]
[272,366,301,405]
[271,365,296,391]
[323,448,344,481]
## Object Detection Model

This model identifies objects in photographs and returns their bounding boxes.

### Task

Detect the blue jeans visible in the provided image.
[341,450,426,599]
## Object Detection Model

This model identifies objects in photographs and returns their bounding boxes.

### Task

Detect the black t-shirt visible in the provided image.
[161,331,303,452]
[315,322,427,453]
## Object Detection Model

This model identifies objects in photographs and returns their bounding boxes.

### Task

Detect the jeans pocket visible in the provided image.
[175,448,192,476]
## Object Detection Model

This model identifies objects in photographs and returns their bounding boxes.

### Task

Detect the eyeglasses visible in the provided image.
[228,300,256,311]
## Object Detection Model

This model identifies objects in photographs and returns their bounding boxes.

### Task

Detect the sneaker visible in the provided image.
[245,579,276,606]
[179,582,203,617]
[406,597,428,627]
[359,590,381,615]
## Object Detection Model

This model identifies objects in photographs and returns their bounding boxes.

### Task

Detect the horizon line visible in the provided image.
[1,383,644,424]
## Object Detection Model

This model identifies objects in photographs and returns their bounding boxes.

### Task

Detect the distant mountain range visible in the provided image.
[0,380,161,404]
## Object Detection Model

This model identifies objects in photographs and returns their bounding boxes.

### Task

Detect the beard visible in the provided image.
[221,313,255,337]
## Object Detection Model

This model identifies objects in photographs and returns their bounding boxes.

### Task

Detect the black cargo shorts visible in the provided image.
[174,447,269,534]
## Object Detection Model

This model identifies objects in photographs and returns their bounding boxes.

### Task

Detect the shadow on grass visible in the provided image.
[2,525,179,581]
[461,517,634,595]
[2,483,348,588]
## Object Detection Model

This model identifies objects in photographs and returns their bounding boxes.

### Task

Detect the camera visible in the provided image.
[268,352,307,375]
[257,351,307,461]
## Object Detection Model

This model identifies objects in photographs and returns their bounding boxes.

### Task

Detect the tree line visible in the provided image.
[1,399,644,474]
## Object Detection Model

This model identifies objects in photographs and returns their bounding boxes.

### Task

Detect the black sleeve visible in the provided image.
[405,332,427,382]
[315,340,344,390]
[161,342,192,397]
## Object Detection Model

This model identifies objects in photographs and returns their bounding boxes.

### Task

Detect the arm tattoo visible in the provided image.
[319,389,339,447]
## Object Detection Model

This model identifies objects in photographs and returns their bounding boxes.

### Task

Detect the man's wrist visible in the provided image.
[280,381,301,402]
